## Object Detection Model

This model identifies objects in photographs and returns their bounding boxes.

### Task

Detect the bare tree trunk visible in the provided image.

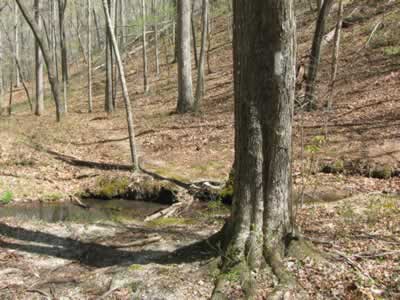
[58,0,69,113]
[112,0,118,107]
[0,32,3,115]
[153,0,160,77]
[327,0,343,110]
[142,0,149,93]
[194,0,208,109]
[102,0,139,170]
[14,3,20,88]
[191,0,198,69]
[176,0,194,113]
[15,59,33,111]
[212,0,297,298]
[93,8,102,49]
[87,0,93,112]
[120,0,127,47]
[8,72,13,116]
[304,0,333,110]
[105,0,114,113]
[206,7,212,74]
[35,0,44,116]
[16,0,63,122]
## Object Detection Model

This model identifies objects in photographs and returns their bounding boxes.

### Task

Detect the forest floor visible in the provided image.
[0,0,399,299]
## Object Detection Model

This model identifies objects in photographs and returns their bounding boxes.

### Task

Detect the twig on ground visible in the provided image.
[144,202,184,222]
[27,289,52,299]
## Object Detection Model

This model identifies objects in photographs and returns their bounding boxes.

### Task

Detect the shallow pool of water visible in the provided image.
[0,199,167,223]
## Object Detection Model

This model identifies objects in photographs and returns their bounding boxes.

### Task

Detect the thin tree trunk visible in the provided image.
[0,32,3,115]
[14,3,20,88]
[35,0,44,116]
[327,0,343,110]
[112,0,118,107]
[14,59,33,111]
[8,72,13,116]
[304,0,334,110]
[16,0,63,122]
[191,0,198,69]
[194,0,208,108]
[87,0,93,112]
[93,8,102,49]
[176,0,194,113]
[142,0,149,93]
[105,0,114,113]
[102,0,139,170]
[206,7,212,74]
[153,0,160,77]
[58,0,69,113]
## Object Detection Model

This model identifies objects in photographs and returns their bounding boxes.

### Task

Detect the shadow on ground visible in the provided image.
[0,222,218,268]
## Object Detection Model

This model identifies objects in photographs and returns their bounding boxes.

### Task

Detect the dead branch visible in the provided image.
[144,202,184,222]
[27,289,51,299]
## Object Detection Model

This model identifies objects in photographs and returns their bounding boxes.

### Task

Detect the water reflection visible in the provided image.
[0,199,167,223]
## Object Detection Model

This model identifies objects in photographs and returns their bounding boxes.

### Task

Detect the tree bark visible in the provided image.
[14,3,21,88]
[176,0,194,113]
[191,0,198,69]
[152,0,160,77]
[16,0,63,122]
[194,0,208,109]
[0,31,3,115]
[142,0,150,93]
[304,0,333,110]
[212,0,297,297]
[35,0,44,116]
[102,0,139,170]
[87,0,93,112]
[58,0,69,113]
[327,0,343,110]
[105,0,114,113]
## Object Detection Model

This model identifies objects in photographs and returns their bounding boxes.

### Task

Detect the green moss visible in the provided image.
[0,190,14,204]
[370,165,392,179]
[42,192,63,202]
[129,264,143,271]
[92,176,131,199]
[217,168,234,204]
[321,159,345,174]
[383,46,400,57]
[148,217,195,227]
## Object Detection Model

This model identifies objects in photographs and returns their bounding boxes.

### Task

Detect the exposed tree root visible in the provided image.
[210,234,326,299]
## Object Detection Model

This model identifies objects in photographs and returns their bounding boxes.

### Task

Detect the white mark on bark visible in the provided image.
[274,51,283,76]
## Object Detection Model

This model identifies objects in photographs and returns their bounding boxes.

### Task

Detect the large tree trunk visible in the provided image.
[176,0,194,113]
[304,0,333,110]
[194,0,208,108]
[35,0,44,116]
[212,0,298,298]
[102,0,139,170]
[16,0,63,122]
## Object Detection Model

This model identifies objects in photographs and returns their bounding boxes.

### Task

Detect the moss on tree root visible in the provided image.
[82,176,178,204]
[210,231,324,299]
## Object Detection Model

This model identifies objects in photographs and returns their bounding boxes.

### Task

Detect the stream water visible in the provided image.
[0,199,167,223]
